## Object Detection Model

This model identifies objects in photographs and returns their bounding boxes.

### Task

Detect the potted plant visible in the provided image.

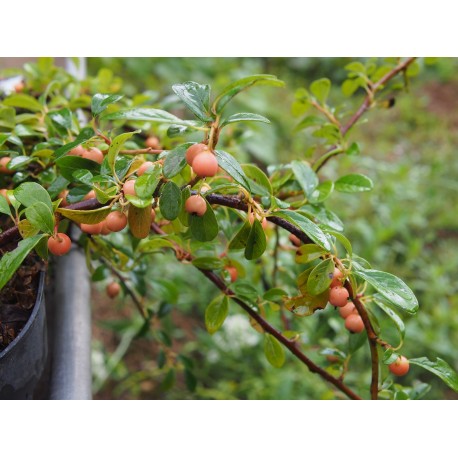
[1,57,457,400]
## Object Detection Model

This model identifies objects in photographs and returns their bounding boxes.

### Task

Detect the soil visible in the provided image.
[0,218,43,352]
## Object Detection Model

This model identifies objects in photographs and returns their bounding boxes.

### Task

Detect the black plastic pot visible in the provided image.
[0,271,47,399]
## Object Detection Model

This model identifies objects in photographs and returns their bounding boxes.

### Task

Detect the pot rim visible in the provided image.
[0,269,46,359]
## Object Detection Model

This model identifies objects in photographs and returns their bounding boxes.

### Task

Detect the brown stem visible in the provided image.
[315,57,417,172]
[151,223,361,400]
[345,280,379,400]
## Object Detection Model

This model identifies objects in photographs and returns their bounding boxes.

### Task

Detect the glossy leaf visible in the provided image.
[56,205,112,224]
[229,221,251,250]
[307,258,335,295]
[213,74,284,113]
[409,357,458,392]
[205,296,229,334]
[159,181,182,221]
[14,182,53,213]
[107,130,140,175]
[309,181,334,203]
[189,201,219,242]
[91,93,123,117]
[25,202,55,234]
[273,210,332,251]
[192,257,224,270]
[310,78,331,104]
[163,143,192,178]
[55,156,101,181]
[353,267,419,314]
[134,165,161,199]
[172,81,212,121]
[291,160,318,198]
[221,112,270,127]
[101,108,194,126]
[214,150,251,191]
[53,127,95,159]
[373,294,406,346]
[0,234,45,290]
[264,334,285,368]
[48,108,72,130]
[295,244,326,264]
[326,230,352,257]
[245,219,267,260]
[242,164,273,196]
[0,194,12,217]
[335,174,373,193]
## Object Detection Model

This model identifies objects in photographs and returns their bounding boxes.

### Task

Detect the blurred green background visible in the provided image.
[83,58,458,400]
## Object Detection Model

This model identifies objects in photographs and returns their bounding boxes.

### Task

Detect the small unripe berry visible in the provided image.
[48,233,72,256]
[224,266,238,282]
[81,222,103,235]
[289,233,302,247]
[330,267,344,287]
[145,136,160,149]
[192,152,219,177]
[0,157,13,174]
[329,286,350,307]
[106,282,121,298]
[69,145,86,157]
[345,314,364,333]
[339,301,357,319]
[137,161,155,176]
[84,190,96,201]
[82,147,104,164]
[389,356,410,376]
[186,143,208,166]
[105,211,127,232]
[248,213,268,229]
[185,195,207,216]
[123,180,136,196]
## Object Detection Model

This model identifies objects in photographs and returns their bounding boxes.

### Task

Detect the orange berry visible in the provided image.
[14,81,25,93]
[48,233,72,256]
[137,161,155,176]
[80,222,103,235]
[123,180,136,196]
[191,152,219,177]
[0,157,13,174]
[389,355,410,377]
[84,190,96,201]
[145,136,160,149]
[289,233,302,247]
[329,286,350,308]
[186,143,208,166]
[105,211,127,232]
[100,220,111,235]
[330,267,344,287]
[106,282,121,298]
[345,314,365,333]
[185,195,207,216]
[339,302,357,319]
[82,147,104,164]
[69,145,86,157]
[224,266,238,282]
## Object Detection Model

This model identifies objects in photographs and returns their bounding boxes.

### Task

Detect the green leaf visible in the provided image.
[192,257,224,270]
[306,258,334,295]
[346,142,360,155]
[310,78,331,104]
[345,62,366,74]
[214,150,251,191]
[8,155,33,170]
[326,230,352,257]
[159,182,182,220]
[172,81,212,122]
[294,115,323,132]
[245,219,267,260]
[335,174,373,193]
[409,357,458,392]
[163,143,192,178]
[242,164,273,196]
[0,194,12,217]
[48,108,72,130]
[309,181,334,204]
[0,234,45,290]
[3,93,43,112]
[134,165,161,199]
[221,112,270,127]
[229,221,252,250]
[107,130,141,175]
[295,244,326,264]
[54,127,95,159]
[263,288,288,302]
[205,296,229,334]
[264,334,285,368]
[101,108,194,126]
[25,202,55,234]
[189,201,219,242]
[55,156,101,182]
[14,182,53,213]
[383,348,400,365]
[353,267,418,314]
[273,210,332,251]
[291,160,318,198]
[91,93,123,117]
[213,74,284,113]
[374,294,405,346]
[56,205,112,224]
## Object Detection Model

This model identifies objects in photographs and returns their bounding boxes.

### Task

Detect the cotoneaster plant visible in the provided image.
[0,57,457,400]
